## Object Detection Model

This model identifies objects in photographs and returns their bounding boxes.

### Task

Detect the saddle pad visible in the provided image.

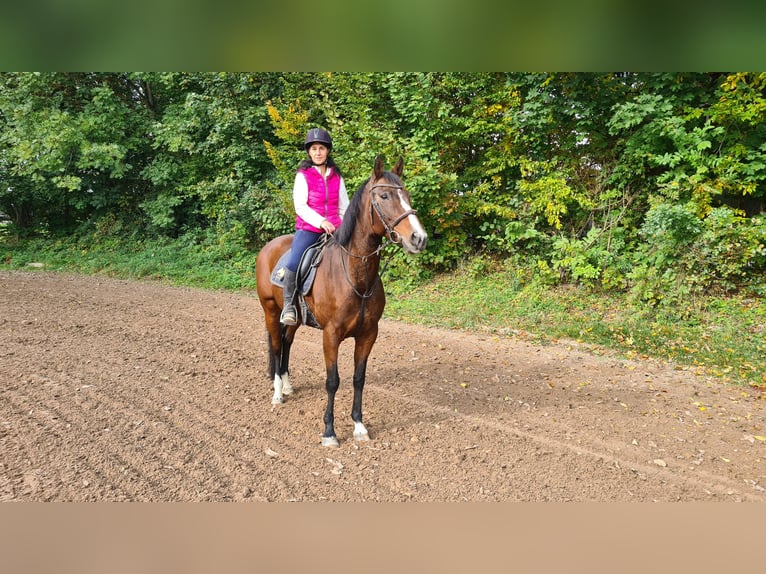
[269,249,322,329]
[269,245,322,296]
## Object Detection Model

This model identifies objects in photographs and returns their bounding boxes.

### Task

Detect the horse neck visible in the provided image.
[344,207,383,280]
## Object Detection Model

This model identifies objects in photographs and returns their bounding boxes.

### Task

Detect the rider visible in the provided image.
[280,127,349,326]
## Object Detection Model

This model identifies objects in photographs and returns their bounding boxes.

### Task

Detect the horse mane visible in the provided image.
[334,171,402,247]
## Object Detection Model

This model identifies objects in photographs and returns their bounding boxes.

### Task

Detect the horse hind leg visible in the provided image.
[278,325,296,397]
[266,317,295,405]
[266,329,285,405]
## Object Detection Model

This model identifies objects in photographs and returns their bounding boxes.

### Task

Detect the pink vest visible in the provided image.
[295,167,342,232]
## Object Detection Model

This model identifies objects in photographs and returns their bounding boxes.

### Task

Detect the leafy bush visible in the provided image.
[685,208,766,293]
[550,227,631,290]
[630,204,766,309]
[628,203,704,308]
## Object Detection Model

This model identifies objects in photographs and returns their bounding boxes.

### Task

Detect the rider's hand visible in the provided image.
[320,220,336,234]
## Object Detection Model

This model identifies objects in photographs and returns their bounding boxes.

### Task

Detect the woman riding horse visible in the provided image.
[280,128,350,326]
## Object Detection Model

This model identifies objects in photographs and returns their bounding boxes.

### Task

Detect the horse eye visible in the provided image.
[379,193,389,200]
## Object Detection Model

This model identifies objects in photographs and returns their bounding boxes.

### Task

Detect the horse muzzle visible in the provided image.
[402,230,427,254]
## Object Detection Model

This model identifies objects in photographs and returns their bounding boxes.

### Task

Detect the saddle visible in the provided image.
[269,234,330,329]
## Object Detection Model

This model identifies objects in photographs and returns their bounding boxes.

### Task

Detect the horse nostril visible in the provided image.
[412,232,427,251]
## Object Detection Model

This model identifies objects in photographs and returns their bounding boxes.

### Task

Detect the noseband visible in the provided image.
[368,183,417,244]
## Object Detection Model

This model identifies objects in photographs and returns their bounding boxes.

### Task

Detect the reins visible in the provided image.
[332,236,395,300]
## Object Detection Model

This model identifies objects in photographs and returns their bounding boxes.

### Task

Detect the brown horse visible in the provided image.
[255,155,427,446]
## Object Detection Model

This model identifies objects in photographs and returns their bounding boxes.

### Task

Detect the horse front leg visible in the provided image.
[351,328,377,442]
[321,364,340,447]
[321,330,341,447]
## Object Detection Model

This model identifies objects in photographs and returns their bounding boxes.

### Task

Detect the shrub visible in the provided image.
[685,208,766,293]
[629,203,766,309]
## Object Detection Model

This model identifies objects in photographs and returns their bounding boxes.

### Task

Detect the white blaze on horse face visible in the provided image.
[397,190,427,245]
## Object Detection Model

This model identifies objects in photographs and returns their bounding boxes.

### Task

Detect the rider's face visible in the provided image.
[308,143,328,165]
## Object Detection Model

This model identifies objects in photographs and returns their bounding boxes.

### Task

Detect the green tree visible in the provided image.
[140,72,283,243]
[1,72,155,234]
[2,72,762,295]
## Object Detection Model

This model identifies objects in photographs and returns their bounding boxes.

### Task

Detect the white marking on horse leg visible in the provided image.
[281,372,293,395]
[271,373,284,405]
[353,421,370,441]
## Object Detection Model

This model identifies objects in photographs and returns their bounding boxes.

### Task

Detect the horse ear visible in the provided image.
[392,157,404,177]
[373,154,384,179]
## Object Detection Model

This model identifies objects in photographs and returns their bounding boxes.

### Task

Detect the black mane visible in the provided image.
[334,172,402,247]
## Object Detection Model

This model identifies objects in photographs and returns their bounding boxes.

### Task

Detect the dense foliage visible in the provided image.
[2,72,765,303]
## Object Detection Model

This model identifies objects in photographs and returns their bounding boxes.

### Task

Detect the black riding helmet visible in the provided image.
[304,128,332,151]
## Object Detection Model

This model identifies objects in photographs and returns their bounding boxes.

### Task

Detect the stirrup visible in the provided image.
[280,305,297,326]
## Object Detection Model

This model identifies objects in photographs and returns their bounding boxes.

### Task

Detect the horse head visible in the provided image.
[368,155,428,254]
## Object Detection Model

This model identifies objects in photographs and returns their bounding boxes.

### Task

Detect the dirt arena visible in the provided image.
[1,270,764,501]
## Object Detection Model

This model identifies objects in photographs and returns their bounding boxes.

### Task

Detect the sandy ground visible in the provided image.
[1,270,765,501]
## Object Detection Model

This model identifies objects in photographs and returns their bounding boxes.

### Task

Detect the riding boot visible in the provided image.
[280,269,298,326]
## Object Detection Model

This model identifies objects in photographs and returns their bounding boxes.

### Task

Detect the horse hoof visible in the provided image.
[353,431,370,441]
[271,396,284,405]
[321,436,340,448]
[280,375,293,395]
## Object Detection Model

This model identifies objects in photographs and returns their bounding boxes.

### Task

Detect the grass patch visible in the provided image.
[2,233,257,291]
[384,268,766,388]
[3,235,764,387]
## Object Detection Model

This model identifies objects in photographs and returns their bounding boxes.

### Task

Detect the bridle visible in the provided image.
[331,179,418,301]
[368,182,418,245]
